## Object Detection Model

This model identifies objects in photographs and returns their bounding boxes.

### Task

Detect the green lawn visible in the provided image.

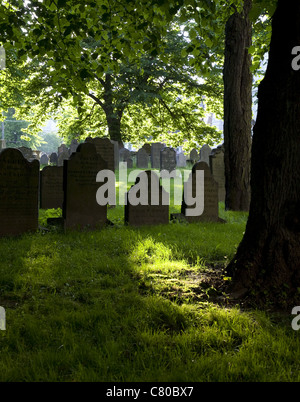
[0,168,299,382]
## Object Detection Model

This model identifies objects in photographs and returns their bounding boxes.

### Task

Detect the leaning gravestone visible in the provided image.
[160,147,176,172]
[40,153,49,165]
[40,166,64,210]
[199,144,211,165]
[209,146,225,203]
[0,148,39,237]
[63,142,108,231]
[85,137,115,172]
[125,170,169,226]
[181,161,224,223]
[136,148,149,169]
[151,142,164,169]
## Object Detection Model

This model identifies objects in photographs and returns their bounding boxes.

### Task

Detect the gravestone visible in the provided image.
[0,139,6,150]
[151,142,164,169]
[0,148,39,237]
[85,137,115,172]
[18,146,33,160]
[40,153,49,165]
[49,152,58,165]
[119,148,131,163]
[142,143,151,155]
[70,139,79,154]
[160,147,176,172]
[63,142,108,231]
[199,144,211,165]
[181,161,224,223]
[136,148,149,169]
[176,152,186,168]
[209,146,225,202]
[125,170,169,226]
[127,157,133,168]
[58,144,68,155]
[190,149,199,163]
[40,166,64,210]
[57,151,69,167]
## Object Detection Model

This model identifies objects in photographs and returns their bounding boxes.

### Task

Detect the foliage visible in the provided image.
[0,108,31,148]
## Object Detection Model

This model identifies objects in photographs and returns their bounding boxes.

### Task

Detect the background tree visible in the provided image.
[223,0,252,212]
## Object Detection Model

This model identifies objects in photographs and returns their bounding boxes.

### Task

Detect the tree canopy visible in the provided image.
[0,0,276,148]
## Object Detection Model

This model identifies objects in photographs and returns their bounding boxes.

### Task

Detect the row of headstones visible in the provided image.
[20,139,225,203]
[0,143,224,237]
[17,139,225,202]
[18,139,213,171]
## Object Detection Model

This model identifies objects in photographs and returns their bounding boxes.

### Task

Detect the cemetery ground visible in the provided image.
[0,168,299,382]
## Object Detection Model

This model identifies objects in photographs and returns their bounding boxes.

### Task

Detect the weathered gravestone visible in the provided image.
[119,148,133,169]
[209,145,225,203]
[199,144,211,165]
[119,147,131,162]
[69,139,79,154]
[136,148,149,169]
[127,157,133,168]
[160,147,176,172]
[85,137,115,172]
[151,142,164,169]
[0,140,6,151]
[63,142,108,231]
[180,162,224,223]
[40,153,49,165]
[0,148,39,237]
[142,143,151,155]
[190,148,199,163]
[57,151,69,167]
[58,144,68,155]
[18,146,33,160]
[125,170,169,226]
[49,152,58,165]
[40,166,64,209]
[176,152,186,168]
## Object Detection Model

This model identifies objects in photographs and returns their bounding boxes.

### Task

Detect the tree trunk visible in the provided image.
[106,111,122,142]
[102,73,123,142]
[223,0,252,211]
[227,0,300,308]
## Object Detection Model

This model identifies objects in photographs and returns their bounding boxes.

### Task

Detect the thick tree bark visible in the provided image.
[223,0,252,211]
[227,0,300,308]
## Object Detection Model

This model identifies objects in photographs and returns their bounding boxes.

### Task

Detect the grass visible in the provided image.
[0,168,299,382]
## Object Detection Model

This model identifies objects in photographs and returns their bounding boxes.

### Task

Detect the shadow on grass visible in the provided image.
[1,209,296,382]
